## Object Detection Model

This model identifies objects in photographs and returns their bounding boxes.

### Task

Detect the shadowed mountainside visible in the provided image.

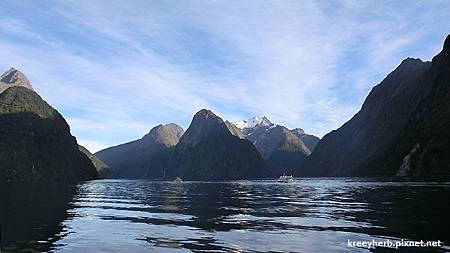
[95,124,184,179]
[302,34,450,178]
[290,128,320,152]
[246,125,311,175]
[173,109,268,180]
[0,86,98,182]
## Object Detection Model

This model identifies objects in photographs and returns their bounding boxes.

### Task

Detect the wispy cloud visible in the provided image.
[0,0,449,152]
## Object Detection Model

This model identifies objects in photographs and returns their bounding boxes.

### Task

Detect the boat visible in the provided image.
[277,174,294,183]
[174,176,183,184]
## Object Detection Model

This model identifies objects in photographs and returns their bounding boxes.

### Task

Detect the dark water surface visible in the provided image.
[1,179,449,252]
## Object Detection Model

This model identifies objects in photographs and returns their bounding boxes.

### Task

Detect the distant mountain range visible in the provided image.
[95,32,450,181]
[2,35,449,181]
[96,112,318,179]
[302,34,450,178]
[0,69,98,182]
[233,116,319,175]
[97,110,269,180]
[233,116,320,152]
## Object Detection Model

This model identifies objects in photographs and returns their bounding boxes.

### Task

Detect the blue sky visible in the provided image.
[0,0,449,152]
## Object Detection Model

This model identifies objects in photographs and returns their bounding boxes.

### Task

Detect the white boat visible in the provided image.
[174,176,183,184]
[277,174,294,183]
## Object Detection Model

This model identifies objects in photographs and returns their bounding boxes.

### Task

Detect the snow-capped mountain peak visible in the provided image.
[233,116,273,130]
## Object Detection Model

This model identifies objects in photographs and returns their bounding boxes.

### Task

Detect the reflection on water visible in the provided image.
[0,183,75,252]
[1,179,450,252]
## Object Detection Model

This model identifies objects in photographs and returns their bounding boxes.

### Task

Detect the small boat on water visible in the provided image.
[277,174,294,183]
[174,176,183,184]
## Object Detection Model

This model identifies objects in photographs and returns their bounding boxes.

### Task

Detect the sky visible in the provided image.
[0,0,449,152]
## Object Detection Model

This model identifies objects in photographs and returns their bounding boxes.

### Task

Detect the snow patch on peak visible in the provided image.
[233,116,273,129]
[266,124,277,131]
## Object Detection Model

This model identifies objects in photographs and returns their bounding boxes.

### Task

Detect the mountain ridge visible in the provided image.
[301,34,450,178]
[173,109,267,180]
[233,116,320,152]
[0,86,98,182]
[95,123,184,179]
[0,67,33,93]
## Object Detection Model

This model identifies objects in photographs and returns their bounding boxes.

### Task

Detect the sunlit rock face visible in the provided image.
[0,67,33,93]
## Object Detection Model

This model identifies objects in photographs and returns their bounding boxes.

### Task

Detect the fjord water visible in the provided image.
[1,179,449,252]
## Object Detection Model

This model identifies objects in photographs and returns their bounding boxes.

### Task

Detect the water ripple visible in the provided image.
[1,179,449,252]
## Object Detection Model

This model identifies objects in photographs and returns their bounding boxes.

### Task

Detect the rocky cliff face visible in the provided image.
[95,124,184,179]
[173,109,267,180]
[224,120,246,139]
[0,68,33,93]
[290,128,320,152]
[302,35,450,178]
[0,86,98,182]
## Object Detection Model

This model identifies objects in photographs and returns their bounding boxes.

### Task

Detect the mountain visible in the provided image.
[173,109,267,180]
[302,34,450,178]
[233,116,316,175]
[234,116,273,134]
[224,120,246,139]
[248,125,311,175]
[290,128,320,151]
[233,116,320,151]
[79,145,109,177]
[95,123,184,179]
[0,86,98,182]
[0,67,33,93]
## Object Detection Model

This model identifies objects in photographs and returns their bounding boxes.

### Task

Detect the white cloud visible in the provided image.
[0,18,42,40]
